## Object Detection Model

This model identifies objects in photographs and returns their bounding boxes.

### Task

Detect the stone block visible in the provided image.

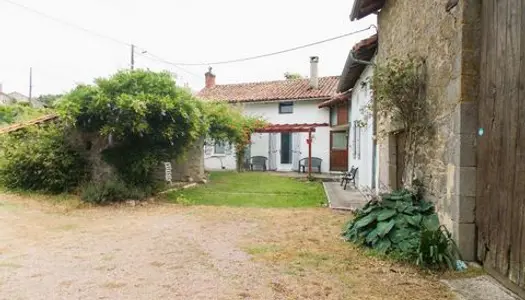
[452,102,478,134]
[459,133,477,167]
[451,195,476,223]
[453,222,477,261]
[458,167,477,197]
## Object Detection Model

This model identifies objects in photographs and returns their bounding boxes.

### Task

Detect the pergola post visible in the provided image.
[308,129,312,178]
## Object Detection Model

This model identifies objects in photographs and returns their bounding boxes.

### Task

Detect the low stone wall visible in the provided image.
[153,137,205,185]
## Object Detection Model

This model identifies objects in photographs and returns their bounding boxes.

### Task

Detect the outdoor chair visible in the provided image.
[298,157,322,173]
[250,156,268,171]
[341,166,358,190]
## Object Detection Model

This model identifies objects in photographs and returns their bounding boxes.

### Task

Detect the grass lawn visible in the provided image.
[165,171,327,207]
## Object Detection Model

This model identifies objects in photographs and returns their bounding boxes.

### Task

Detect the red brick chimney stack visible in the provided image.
[205,67,216,88]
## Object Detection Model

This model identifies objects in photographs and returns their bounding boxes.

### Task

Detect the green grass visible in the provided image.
[166,172,327,208]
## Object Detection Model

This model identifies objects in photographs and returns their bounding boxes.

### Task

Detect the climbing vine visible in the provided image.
[58,69,264,188]
[371,57,435,186]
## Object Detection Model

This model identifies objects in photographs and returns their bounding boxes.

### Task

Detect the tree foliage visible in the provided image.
[284,72,303,80]
[56,69,264,187]
[0,104,50,126]
[0,123,88,193]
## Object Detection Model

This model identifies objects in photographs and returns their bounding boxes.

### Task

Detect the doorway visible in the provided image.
[330,131,348,171]
[280,132,292,164]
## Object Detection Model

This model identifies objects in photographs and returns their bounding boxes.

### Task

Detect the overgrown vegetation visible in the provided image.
[0,70,263,202]
[370,57,432,185]
[343,189,462,270]
[0,123,88,193]
[0,104,50,127]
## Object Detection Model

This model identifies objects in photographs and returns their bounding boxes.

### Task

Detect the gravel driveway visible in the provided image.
[0,194,454,300]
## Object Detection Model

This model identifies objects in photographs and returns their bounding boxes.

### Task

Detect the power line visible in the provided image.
[2,0,375,70]
[1,0,130,46]
[158,26,376,66]
[137,51,201,79]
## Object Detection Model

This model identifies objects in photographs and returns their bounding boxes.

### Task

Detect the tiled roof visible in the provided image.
[0,114,58,134]
[197,76,339,103]
[254,123,329,133]
[350,0,386,21]
[318,91,351,108]
[337,34,378,93]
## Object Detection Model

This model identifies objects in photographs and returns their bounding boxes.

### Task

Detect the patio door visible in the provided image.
[291,133,301,171]
[268,133,278,171]
[330,131,348,172]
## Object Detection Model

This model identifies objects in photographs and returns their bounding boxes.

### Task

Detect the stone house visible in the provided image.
[351,0,525,295]
[349,0,481,262]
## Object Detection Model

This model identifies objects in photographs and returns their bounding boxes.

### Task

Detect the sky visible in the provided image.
[0,0,376,96]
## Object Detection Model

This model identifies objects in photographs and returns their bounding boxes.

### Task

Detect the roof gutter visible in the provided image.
[227,97,332,105]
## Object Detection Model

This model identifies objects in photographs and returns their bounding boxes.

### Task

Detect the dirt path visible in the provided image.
[0,194,455,300]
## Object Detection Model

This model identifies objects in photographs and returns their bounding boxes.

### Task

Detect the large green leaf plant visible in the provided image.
[343,189,462,269]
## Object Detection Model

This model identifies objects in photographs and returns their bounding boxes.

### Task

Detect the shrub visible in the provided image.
[343,189,462,270]
[80,178,153,204]
[0,124,88,193]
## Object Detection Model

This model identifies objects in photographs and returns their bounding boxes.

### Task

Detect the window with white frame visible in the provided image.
[214,142,226,155]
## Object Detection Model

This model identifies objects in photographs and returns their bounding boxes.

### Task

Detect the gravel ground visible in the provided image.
[0,194,455,300]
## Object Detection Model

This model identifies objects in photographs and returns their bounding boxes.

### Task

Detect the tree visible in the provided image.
[36,94,63,107]
[284,72,303,80]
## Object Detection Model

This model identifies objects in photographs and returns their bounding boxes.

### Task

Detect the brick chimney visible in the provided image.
[205,67,216,88]
[309,56,319,89]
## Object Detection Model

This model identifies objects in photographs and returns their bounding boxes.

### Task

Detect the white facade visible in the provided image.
[204,99,331,173]
[348,65,379,189]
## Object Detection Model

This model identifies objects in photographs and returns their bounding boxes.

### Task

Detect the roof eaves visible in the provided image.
[337,35,378,93]
[350,0,386,21]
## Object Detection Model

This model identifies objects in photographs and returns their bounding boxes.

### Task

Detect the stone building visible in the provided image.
[350,0,480,261]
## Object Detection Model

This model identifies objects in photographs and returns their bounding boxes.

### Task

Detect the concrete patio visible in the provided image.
[322,181,368,211]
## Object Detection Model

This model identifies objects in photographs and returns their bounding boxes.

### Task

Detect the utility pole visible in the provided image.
[131,44,135,70]
[29,67,33,104]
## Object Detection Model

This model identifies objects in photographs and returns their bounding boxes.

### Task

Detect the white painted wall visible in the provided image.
[348,65,377,189]
[204,99,331,173]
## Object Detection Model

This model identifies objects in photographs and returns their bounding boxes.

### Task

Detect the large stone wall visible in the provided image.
[376,0,480,260]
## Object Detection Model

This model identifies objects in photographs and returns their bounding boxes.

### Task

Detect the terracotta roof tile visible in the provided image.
[197,76,339,103]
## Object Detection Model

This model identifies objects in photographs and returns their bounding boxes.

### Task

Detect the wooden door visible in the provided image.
[476,0,525,295]
[330,131,348,171]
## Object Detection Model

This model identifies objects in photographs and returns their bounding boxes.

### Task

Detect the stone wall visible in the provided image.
[376,0,480,260]
[153,137,205,184]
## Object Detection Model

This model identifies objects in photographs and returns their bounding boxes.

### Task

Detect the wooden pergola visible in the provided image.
[254,123,328,177]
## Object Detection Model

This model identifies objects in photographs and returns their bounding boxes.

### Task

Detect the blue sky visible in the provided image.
[0,0,376,96]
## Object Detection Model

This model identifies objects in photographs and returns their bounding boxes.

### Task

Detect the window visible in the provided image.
[330,107,337,126]
[331,131,347,150]
[352,122,357,159]
[352,121,362,159]
[214,142,226,155]
[280,132,292,164]
[279,102,294,114]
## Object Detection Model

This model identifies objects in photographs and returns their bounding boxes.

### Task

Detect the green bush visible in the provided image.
[80,178,153,204]
[343,189,462,270]
[0,124,88,193]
